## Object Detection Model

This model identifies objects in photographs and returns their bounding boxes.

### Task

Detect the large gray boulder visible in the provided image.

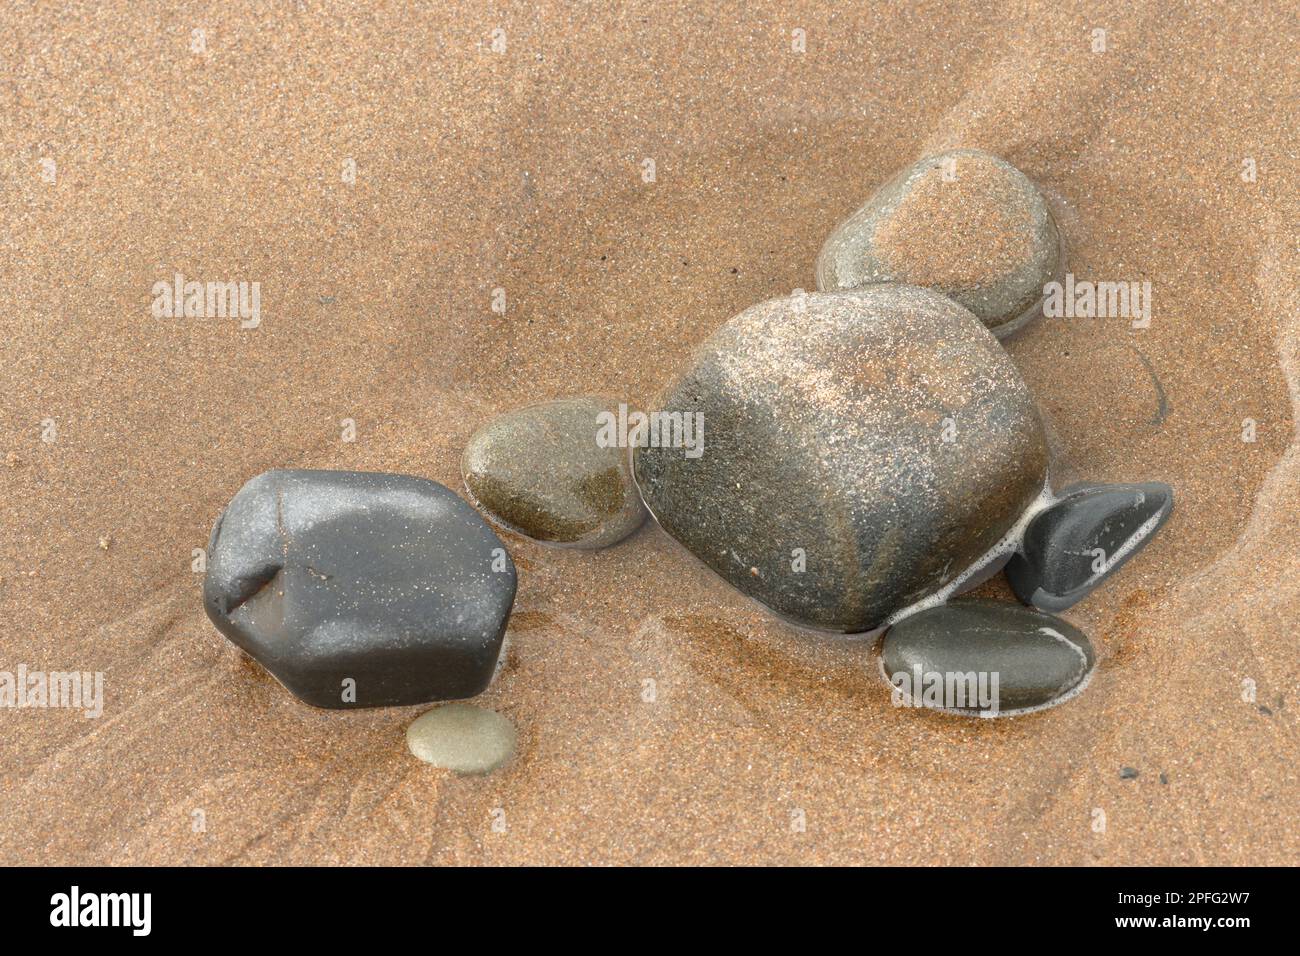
[634,285,1048,633]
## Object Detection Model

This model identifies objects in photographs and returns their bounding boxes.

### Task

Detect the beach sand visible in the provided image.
[1,0,1296,864]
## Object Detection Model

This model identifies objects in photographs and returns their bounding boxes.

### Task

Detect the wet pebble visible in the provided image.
[406,703,516,774]
[1006,482,1173,611]
[202,469,516,709]
[881,599,1095,715]
[816,148,1063,337]
[463,396,646,548]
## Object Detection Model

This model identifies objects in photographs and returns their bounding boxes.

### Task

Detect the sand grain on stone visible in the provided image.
[874,158,1036,291]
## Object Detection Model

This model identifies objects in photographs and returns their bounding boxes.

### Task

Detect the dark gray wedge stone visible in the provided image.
[203,469,517,709]
[1006,482,1173,612]
[881,599,1096,715]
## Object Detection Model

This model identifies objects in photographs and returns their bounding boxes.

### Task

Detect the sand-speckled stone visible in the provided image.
[463,396,646,548]
[816,149,1063,336]
[203,469,516,709]
[634,285,1048,633]
[406,703,517,774]
[882,599,1095,714]
[1007,481,1174,611]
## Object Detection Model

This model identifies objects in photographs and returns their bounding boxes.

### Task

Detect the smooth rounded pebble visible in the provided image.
[1006,481,1173,611]
[463,396,646,549]
[816,148,1063,336]
[881,599,1095,715]
[406,703,517,774]
[634,285,1047,633]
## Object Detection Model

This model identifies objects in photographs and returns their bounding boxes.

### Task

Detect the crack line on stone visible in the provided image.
[224,564,283,615]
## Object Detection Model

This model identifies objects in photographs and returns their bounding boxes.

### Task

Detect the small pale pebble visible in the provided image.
[406,703,516,774]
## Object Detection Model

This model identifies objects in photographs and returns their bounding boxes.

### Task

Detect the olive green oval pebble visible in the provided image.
[406,703,516,774]
[462,396,646,549]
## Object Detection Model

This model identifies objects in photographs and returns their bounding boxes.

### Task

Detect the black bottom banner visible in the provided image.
[0,865,1279,941]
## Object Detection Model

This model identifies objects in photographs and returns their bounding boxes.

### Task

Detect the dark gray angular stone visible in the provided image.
[881,599,1095,714]
[203,469,516,709]
[1006,482,1173,612]
[634,285,1048,633]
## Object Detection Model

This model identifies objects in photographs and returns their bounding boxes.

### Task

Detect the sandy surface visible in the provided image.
[2,1,1296,865]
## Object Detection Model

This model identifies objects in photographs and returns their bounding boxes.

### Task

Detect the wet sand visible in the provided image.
[1,1,1296,864]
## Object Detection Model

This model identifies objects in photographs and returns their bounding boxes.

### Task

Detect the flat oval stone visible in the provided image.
[882,599,1095,715]
[406,703,516,774]
[463,396,646,549]
[634,285,1048,633]
[816,149,1063,336]
[1006,481,1174,611]
[202,469,517,709]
